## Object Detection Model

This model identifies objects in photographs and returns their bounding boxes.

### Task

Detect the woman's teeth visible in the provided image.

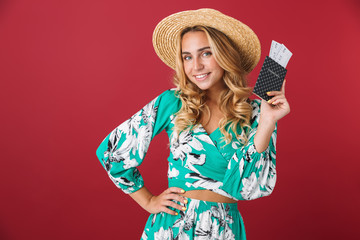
[195,73,209,79]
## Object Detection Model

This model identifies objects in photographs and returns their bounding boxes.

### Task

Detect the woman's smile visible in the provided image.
[194,72,210,81]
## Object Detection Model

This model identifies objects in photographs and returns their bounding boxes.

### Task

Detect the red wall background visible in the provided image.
[1,0,359,239]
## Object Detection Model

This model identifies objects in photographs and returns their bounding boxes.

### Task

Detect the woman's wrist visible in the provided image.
[259,113,277,127]
[129,186,154,213]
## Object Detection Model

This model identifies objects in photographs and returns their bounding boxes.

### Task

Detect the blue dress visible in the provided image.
[96,89,277,239]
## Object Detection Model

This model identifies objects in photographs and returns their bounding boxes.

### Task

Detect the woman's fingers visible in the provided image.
[266,91,282,97]
[281,79,286,94]
[151,187,187,215]
[164,200,186,212]
[165,193,187,204]
[166,187,185,194]
[271,98,289,107]
[267,95,285,105]
[161,206,179,216]
[164,187,187,204]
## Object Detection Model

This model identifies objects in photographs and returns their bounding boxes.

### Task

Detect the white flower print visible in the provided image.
[173,199,199,234]
[108,175,134,187]
[109,97,157,163]
[194,126,214,145]
[194,210,214,239]
[99,97,159,193]
[170,130,193,161]
[251,100,261,121]
[236,154,245,179]
[240,172,262,200]
[258,160,276,195]
[184,153,206,174]
[195,204,235,239]
[141,231,148,240]
[231,141,241,150]
[211,204,234,226]
[123,158,138,170]
[247,144,258,157]
[196,134,214,145]
[170,129,208,162]
[136,124,153,159]
[185,173,223,190]
[154,227,174,240]
[176,231,190,240]
[218,225,235,240]
[168,164,179,178]
[141,99,157,125]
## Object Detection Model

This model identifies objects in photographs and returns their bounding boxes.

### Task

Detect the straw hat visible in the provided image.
[152,8,261,73]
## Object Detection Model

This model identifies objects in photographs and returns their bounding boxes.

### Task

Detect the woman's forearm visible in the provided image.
[253,117,276,153]
[129,186,155,213]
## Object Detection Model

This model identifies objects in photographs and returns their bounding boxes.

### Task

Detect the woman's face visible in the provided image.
[181,31,225,92]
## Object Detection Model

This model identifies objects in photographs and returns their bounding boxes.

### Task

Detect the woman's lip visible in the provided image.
[194,73,210,81]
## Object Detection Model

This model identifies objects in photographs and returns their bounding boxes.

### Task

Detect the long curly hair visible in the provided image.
[173,25,253,145]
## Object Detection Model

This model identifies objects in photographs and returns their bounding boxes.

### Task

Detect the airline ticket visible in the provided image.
[269,40,292,68]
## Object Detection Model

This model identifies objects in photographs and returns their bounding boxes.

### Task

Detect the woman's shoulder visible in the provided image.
[249,98,261,106]
[249,98,261,112]
[157,88,180,101]
[155,88,182,114]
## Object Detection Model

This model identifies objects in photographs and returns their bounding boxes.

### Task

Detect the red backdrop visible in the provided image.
[1,0,359,239]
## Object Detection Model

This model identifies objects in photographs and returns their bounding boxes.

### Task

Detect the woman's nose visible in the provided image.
[193,57,204,70]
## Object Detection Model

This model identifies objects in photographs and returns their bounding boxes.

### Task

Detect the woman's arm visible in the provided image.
[220,80,290,200]
[254,79,290,152]
[96,89,186,215]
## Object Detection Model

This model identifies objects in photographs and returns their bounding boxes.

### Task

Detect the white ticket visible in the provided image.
[270,40,281,60]
[269,40,292,68]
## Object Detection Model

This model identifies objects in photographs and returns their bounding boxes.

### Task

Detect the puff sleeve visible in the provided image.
[220,99,277,200]
[96,89,181,194]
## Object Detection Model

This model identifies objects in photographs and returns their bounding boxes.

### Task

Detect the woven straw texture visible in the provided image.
[152,8,261,73]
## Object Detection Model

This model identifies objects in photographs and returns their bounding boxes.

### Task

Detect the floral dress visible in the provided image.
[96,89,277,240]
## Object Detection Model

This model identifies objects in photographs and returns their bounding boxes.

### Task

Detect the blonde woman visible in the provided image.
[96,8,290,240]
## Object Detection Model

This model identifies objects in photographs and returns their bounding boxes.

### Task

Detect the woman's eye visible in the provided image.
[183,56,192,61]
[202,52,212,57]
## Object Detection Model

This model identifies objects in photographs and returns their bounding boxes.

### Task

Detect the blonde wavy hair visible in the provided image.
[173,25,254,145]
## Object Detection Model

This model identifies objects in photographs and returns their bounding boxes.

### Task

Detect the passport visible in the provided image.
[253,56,287,101]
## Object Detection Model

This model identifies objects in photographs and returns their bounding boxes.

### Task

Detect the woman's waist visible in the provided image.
[180,190,237,203]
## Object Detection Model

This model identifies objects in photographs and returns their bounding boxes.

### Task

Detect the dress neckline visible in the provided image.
[199,123,220,137]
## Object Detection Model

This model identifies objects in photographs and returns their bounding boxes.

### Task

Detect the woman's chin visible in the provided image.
[195,83,210,91]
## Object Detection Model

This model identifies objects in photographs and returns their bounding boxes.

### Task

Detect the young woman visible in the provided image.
[96,8,290,239]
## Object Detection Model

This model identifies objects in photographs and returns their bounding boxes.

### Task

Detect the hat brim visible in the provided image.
[152,8,261,73]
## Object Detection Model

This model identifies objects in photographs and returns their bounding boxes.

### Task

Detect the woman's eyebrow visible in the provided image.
[182,46,211,55]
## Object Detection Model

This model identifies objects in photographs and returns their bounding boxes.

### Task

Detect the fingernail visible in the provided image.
[267,100,271,103]
[175,212,178,215]
[184,199,188,204]
[182,207,186,211]
[266,91,271,95]
[181,189,185,193]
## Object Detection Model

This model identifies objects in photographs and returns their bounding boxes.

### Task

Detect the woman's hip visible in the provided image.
[141,197,246,240]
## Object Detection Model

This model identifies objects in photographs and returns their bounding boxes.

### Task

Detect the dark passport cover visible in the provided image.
[253,56,287,101]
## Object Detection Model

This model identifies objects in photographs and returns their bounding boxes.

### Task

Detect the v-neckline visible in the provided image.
[199,123,220,137]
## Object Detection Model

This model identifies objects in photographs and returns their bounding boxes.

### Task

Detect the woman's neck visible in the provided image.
[205,88,222,106]
[205,80,226,105]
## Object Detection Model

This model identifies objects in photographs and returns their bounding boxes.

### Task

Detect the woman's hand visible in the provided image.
[260,79,290,123]
[254,79,290,152]
[145,187,188,215]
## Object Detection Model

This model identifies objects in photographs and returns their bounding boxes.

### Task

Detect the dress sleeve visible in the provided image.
[96,89,180,194]
[220,99,277,200]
